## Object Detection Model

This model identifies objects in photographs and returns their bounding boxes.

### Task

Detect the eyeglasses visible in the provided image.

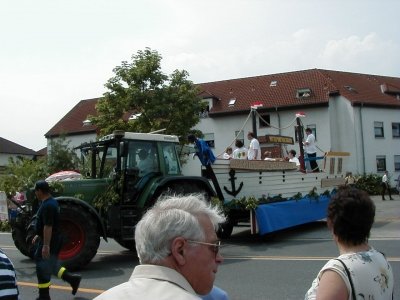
[187,240,222,257]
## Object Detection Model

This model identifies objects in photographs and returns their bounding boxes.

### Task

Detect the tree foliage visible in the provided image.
[90,48,206,140]
[0,137,79,198]
[0,157,47,198]
[47,136,79,174]
[355,173,382,195]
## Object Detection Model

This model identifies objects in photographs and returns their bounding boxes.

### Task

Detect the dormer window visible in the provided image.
[344,85,357,93]
[296,88,312,99]
[270,80,277,87]
[228,98,236,106]
[381,83,400,98]
[82,119,91,126]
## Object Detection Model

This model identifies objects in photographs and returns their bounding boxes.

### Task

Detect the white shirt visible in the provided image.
[304,133,317,154]
[94,265,200,300]
[382,174,388,183]
[248,138,261,160]
[305,248,394,300]
[289,156,300,166]
[222,152,232,159]
[138,157,154,175]
[232,147,248,159]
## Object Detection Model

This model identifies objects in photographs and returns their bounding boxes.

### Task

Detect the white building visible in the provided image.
[44,69,400,179]
[0,137,39,174]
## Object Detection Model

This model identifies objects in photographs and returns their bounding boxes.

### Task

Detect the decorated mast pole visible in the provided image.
[295,112,306,173]
[250,101,263,138]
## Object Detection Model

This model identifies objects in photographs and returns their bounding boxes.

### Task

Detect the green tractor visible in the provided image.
[9,131,215,270]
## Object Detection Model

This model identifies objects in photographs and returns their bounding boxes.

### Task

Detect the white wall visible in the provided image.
[359,107,400,178]
[328,96,358,174]
[47,133,97,157]
[328,101,400,178]
[0,153,35,166]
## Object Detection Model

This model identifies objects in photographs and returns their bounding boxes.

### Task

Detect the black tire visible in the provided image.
[11,226,33,258]
[154,181,212,203]
[58,203,100,271]
[217,221,234,239]
[114,238,136,251]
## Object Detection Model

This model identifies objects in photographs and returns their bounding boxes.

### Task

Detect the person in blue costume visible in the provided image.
[188,134,216,166]
[201,285,230,300]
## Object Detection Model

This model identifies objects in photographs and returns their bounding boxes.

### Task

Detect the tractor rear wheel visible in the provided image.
[58,203,100,270]
[114,239,136,251]
[217,220,234,239]
[11,213,35,259]
[11,226,33,258]
[155,181,213,203]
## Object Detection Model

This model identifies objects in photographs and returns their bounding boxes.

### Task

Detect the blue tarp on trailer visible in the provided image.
[255,195,330,235]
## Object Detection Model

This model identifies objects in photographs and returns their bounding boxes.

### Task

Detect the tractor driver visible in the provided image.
[137,149,155,176]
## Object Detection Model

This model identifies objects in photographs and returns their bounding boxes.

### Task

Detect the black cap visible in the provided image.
[34,180,50,192]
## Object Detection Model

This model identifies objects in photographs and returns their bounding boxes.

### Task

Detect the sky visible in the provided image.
[1,0,399,151]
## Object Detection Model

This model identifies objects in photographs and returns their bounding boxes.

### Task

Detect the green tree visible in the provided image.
[47,136,80,173]
[0,157,47,198]
[90,48,206,140]
[0,137,79,198]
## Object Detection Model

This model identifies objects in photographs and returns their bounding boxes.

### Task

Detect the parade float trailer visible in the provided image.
[197,111,350,238]
[205,152,349,238]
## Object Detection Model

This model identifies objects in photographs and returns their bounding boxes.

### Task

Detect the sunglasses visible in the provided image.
[187,240,222,257]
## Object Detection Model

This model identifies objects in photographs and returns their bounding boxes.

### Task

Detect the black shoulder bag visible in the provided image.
[334,258,356,300]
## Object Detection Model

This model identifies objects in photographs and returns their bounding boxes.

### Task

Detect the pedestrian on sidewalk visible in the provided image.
[381,170,393,200]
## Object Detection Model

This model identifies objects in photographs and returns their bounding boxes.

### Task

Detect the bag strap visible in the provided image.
[334,258,356,300]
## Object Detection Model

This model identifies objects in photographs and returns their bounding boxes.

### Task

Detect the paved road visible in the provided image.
[1,195,399,300]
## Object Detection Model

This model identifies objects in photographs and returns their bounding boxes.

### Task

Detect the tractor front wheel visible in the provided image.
[58,203,100,270]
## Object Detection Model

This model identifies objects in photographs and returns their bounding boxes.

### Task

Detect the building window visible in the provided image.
[376,156,386,172]
[306,124,317,140]
[374,121,384,138]
[329,158,335,174]
[337,158,343,174]
[235,131,245,145]
[199,105,209,118]
[392,122,400,138]
[203,133,215,148]
[259,114,271,128]
[395,155,400,171]
[296,88,312,99]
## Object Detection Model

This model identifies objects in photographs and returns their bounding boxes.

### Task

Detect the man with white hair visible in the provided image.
[95,194,226,300]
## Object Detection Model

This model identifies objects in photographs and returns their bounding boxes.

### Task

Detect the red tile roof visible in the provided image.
[45,69,400,136]
[318,69,400,106]
[199,69,400,115]
[45,98,100,138]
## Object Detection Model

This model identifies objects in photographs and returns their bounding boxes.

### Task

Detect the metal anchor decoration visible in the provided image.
[224,169,243,197]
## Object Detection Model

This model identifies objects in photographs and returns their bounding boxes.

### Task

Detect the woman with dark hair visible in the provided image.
[305,187,394,299]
